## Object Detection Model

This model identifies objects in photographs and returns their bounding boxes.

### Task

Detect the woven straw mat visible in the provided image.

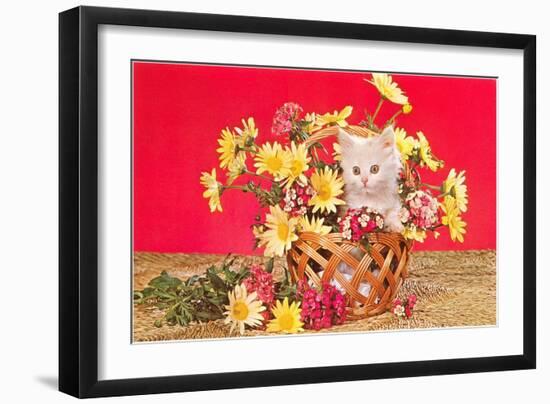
[133,250,496,342]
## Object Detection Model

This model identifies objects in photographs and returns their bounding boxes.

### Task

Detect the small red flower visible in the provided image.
[299,282,346,329]
[281,182,313,216]
[243,265,275,307]
[271,102,303,136]
[339,207,384,242]
[392,294,417,319]
[408,294,417,308]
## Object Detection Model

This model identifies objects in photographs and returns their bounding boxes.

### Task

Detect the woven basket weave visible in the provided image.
[286,125,413,320]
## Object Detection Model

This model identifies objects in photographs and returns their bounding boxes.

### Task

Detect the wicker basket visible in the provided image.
[286,125,413,320]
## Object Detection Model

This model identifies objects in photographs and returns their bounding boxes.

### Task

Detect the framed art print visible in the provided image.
[59,6,536,398]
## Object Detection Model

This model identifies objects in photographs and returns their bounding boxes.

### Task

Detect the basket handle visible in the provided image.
[303,125,379,148]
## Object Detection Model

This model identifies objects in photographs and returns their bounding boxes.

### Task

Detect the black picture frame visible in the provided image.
[59,5,536,398]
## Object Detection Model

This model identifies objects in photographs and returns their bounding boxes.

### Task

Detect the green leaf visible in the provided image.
[154,289,177,300]
[222,255,236,270]
[206,268,226,291]
[265,257,274,273]
[185,274,200,286]
[135,260,260,328]
[207,295,227,307]
[283,265,290,283]
[148,271,182,290]
[141,287,156,298]
[359,238,372,252]
[236,268,250,283]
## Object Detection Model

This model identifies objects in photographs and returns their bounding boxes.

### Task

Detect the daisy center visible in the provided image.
[209,182,219,192]
[317,183,332,201]
[290,160,304,177]
[382,88,394,99]
[278,313,294,331]
[232,302,249,321]
[266,155,283,172]
[277,223,289,241]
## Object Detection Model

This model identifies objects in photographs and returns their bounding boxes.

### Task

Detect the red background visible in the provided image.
[133,62,496,254]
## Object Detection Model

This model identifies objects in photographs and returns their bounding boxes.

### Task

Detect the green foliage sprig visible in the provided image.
[133,257,249,327]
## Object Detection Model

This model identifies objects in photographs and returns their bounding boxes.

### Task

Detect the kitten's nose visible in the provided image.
[361,177,369,187]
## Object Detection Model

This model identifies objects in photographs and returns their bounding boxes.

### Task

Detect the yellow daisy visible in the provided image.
[226,153,247,185]
[442,169,468,212]
[254,142,292,180]
[332,142,342,162]
[234,117,258,144]
[309,166,345,214]
[216,127,242,169]
[402,225,427,242]
[304,112,322,134]
[224,284,266,335]
[298,215,332,236]
[267,297,304,334]
[441,196,467,243]
[365,73,409,105]
[395,127,417,161]
[315,106,353,127]
[200,168,222,213]
[259,205,299,257]
[417,131,443,171]
[283,142,311,187]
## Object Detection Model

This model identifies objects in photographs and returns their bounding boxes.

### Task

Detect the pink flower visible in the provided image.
[408,294,417,308]
[281,182,313,216]
[393,304,405,317]
[271,102,303,136]
[403,190,440,230]
[339,207,384,242]
[243,265,275,306]
[392,294,417,319]
[299,282,347,329]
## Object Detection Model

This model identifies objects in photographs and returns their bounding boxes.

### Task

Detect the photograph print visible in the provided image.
[132,61,496,343]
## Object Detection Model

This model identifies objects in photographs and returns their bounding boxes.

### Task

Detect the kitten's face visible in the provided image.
[338,126,401,196]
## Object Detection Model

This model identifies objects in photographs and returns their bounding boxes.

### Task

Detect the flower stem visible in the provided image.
[372,98,384,122]
[420,183,441,192]
[244,169,273,182]
[437,190,454,198]
[222,185,247,191]
[238,146,257,154]
[386,109,402,126]
[220,184,247,197]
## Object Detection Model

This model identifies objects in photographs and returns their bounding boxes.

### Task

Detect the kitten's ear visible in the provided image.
[380,126,396,149]
[337,127,355,149]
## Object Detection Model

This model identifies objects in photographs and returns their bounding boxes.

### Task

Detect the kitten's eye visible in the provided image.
[352,166,361,175]
[370,164,380,174]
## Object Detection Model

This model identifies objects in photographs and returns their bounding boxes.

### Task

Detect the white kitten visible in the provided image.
[327,126,403,299]
[338,126,403,232]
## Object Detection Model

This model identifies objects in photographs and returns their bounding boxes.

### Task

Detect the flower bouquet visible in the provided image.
[197,73,468,327]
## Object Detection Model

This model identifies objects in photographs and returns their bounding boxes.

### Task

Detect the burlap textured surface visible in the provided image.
[133,250,496,342]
